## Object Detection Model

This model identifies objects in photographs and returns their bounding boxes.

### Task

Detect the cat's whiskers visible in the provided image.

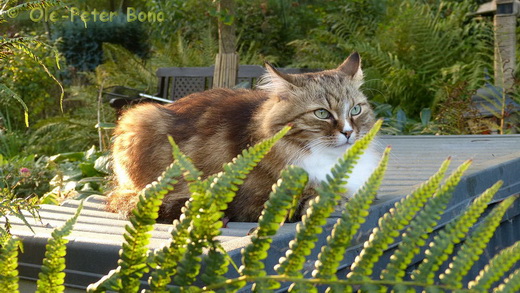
[289,137,325,164]
[290,134,352,165]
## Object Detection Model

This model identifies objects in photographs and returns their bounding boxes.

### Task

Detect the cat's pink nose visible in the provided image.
[343,130,353,139]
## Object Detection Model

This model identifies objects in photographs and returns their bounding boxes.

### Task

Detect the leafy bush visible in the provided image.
[0,34,63,130]
[0,154,54,200]
[291,0,494,118]
[373,102,439,135]
[44,146,111,201]
[53,13,150,72]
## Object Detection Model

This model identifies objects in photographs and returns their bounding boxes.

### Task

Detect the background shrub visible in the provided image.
[53,13,150,72]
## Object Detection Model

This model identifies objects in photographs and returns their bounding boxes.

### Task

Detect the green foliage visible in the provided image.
[36,200,83,293]
[0,143,110,205]
[276,120,382,293]
[292,0,493,118]
[96,43,156,92]
[380,158,453,283]
[495,267,520,293]
[1,0,67,126]
[469,240,520,291]
[52,13,150,72]
[146,126,290,292]
[0,35,63,129]
[1,121,519,292]
[144,0,215,45]
[439,182,507,287]
[43,146,111,201]
[312,145,390,292]
[0,153,54,199]
[373,102,440,135]
[0,155,42,235]
[240,166,308,292]
[411,179,503,284]
[0,234,21,291]
[87,158,183,292]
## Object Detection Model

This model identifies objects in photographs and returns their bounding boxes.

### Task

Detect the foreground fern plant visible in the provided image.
[1,121,518,292]
[0,200,83,293]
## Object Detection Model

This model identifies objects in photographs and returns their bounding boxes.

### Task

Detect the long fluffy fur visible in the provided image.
[108,53,378,223]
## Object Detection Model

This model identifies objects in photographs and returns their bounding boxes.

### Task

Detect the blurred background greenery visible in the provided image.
[0,0,519,201]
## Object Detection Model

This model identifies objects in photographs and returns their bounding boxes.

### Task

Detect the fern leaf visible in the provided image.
[469,241,520,291]
[120,164,182,291]
[380,158,454,283]
[200,245,229,289]
[0,235,21,291]
[149,127,289,291]
[147,218,189,291]
[276,120,382,293]
[239,166,308,292]
[411,161,506,285]
[168,136,202,182]
[440,183,511,288]
[312,146,391,285]
[88,162,182,292]
[493,268,520,293]
[36,200,84,293]
[168,136,206,196]
[173,127,290,287]
[348,158,464,285]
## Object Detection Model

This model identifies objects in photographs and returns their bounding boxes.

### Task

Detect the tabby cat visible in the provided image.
[108,52,379,223]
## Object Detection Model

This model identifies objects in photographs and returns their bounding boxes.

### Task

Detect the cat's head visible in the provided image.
[257,52,375,153]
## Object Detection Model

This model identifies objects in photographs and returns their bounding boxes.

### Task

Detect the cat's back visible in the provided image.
[112,88,268,190]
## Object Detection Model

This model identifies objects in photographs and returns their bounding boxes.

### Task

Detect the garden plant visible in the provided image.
[1,121,519,292]
[1,1,519,291]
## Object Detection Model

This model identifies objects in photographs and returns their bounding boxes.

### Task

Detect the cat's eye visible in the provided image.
[314,109,332,119]
[350,104,362,116]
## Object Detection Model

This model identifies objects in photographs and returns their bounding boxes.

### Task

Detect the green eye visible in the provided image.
[314,109,331,119]
[350,104,362,116]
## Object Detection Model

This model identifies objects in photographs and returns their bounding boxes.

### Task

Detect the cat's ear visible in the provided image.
[263,61,298,87]
[337,52,363,85]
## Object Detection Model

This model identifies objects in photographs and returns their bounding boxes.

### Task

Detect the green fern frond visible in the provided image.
[348,158,461,285]
[411,162,507,285]
[0,235,21,291]
[148,127,289,291]
[494,267,520,293]
[239,166,308,292]
[208,125,291,213]
[172,126,291,288]
[276,120,382,292]
[36,200,84,293]
[168,136,206,195]
[147,219,189,291]
[200,245,229,289]
[119,164,183,291]
[312,146,391,284]
[380,158,454,283]
[88,162,182,292]
[440,182,510,288]
[469,241,520,291]
[1,196,40,235]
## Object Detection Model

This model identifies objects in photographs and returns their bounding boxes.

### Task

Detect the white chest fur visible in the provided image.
[294,143,380,197]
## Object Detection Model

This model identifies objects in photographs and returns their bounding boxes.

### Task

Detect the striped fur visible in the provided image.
[108,53,378,222]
